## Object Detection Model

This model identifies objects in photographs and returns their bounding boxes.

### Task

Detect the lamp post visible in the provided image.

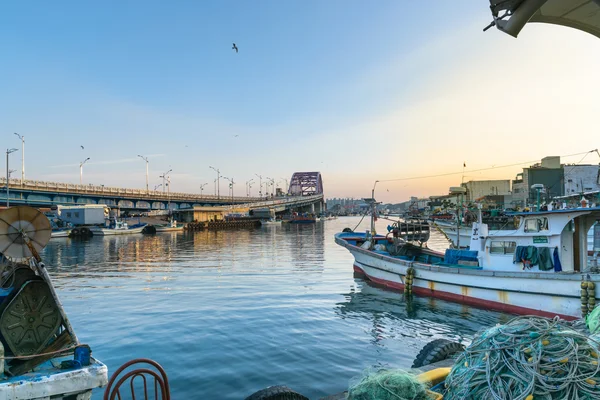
[5,148,18,207]
[266,177,275,197]
[137,155,149,192]
[223,177,234,203]
[248,181,254,197]
[246,179,254,197]
[200,183,207,196]
[14,133,24,187]
[255,174,263,197]
[213,178,217,195]
[79,157,90,185]
[280,177,289,193]
[159,169,172,193]
[210,166,221,199]
[154,184,162,191]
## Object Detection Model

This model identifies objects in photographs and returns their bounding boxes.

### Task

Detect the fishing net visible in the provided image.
[587,305,600,334]
[348,369,430,400]
[444,316,600,400]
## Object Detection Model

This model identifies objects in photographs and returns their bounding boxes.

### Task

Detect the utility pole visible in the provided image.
[14,133,24,187]
[159,168,172,194]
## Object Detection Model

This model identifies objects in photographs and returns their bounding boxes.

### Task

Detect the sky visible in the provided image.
[1,1,599,203]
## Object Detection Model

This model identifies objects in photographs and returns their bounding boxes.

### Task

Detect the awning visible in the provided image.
[488,0,600,39]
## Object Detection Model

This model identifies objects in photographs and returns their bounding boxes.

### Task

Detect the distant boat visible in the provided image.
[260,218,281,226]
[91,219,147,236]
[285,214,316,224]
[155,219,184,232]
[50,228,71,238]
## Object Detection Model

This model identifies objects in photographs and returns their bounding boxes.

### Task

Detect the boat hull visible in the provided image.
[50,230,71,238]
[336,233,587,320]
[155,225,184,232]
[92,225,146,236]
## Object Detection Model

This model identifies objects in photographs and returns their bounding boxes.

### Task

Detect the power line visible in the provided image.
[376,150,598,184]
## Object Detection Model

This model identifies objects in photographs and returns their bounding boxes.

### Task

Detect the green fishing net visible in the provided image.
[587,305,600,334]
[348,369,430,400]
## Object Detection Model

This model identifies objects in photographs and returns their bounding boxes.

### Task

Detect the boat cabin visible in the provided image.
[471,207,600,273]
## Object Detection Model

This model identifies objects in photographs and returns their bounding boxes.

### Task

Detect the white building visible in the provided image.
[461,180,511,203]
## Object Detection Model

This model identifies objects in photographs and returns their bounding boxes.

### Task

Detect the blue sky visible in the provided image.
[1,1,599,202]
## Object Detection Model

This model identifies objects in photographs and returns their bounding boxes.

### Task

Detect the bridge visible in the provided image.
[0,171,325,213]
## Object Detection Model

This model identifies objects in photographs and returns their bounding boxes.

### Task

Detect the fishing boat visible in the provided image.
[260,218,282,226]
[50,228,71,238]
[0,206,107,398]
[284,213,316,224]
[154,218,184,232]
[336,199,600,320]
[91,219,147,236]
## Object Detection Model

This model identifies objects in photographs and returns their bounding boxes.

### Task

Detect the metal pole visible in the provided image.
[145,159,149,192]
[5,150,9,208]
[80,164,83,185]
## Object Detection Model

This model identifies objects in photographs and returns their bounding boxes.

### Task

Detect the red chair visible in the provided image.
[103,358,171,400]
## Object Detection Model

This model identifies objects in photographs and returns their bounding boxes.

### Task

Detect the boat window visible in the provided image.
[66,212,71,218]
[490,241,517,255]
[524,217,548,233]
[74,212,80,218]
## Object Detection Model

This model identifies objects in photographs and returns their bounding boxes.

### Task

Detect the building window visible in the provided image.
[490,241,517,254]
[524,217,548,233]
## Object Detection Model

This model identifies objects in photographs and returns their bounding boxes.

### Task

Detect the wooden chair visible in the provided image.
[103,358,171,400]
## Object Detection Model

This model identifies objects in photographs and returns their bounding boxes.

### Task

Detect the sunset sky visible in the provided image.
[1,1,599,203]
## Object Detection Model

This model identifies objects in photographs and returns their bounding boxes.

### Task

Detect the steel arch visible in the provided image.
[287,172,323,196]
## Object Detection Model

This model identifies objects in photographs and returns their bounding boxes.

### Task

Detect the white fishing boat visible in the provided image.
[91,219,147,236]
[336,201,600,320]
[50,228,71,238]
[260,218,282,226]
[155,219,184,232]
[0,206,107,398]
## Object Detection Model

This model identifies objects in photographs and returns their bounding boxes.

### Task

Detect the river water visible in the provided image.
[41,217,513,399]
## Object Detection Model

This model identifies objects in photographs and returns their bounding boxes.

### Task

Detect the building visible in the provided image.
[511,156,565,207]
[563,164,600,195]
[173,206,226,223]
[460,180,511,203]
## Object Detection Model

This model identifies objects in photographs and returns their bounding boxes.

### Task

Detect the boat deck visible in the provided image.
[1,357,107,399]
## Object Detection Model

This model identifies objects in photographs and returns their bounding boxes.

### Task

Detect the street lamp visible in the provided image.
[255,174,263,197]
[154,184,162,191]
[80,157,90,185]
[200,183,208,196]
[213,178,217,195]
[223,176,234,204]
[209,166,221,199]
[137,155,149,192]
[246,179,254,197]
[266,177,275,197]
[5,148,18,207]
[248,181,254,197]
[159,169,172,193]
[14,133,24,187]
[280,177,289,193]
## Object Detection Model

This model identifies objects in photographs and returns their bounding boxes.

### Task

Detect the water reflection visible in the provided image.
[336,279,514,349]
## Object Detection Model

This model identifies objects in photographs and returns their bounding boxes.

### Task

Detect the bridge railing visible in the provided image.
[0,178,262,203]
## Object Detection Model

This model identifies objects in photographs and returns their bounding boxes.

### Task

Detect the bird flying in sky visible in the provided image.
[232,43,238,53]
[80,145,84,150]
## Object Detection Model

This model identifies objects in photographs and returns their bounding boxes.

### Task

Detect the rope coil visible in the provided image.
[445,316,600,399]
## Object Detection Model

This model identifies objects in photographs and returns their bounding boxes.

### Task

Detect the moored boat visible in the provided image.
[284,213,316,224]
[51,228,71,238]
[91,219,147,236]
[0,206,107,398]
[155,218,184,232]
[336,202,600,320]
[260,218,282,226]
